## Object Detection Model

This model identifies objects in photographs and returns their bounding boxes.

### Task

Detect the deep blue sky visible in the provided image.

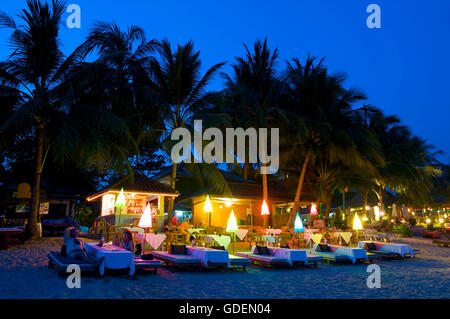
[1,0,449,162]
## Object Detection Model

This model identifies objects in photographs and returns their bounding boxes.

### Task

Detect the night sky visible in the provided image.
[1,0,449,162]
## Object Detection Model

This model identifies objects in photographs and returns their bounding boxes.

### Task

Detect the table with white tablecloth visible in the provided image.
[136,233,167,250]
[269,247,308,266]
[186,228,204,235]
[265,228,282,236]
[358,241,414,258]
[85,242,135,276]
[205,235,231,249]
[186,246,230,268]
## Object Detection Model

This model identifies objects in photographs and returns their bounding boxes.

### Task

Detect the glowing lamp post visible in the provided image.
[114,188,127,225]
[310,203,318,216]
[138,204,153,255]
[226,209,238,253]
[373,205,380,221]
[261,199,270,228]
[204,195,213,227]
[353,212,363,239]
[294,213,305,233]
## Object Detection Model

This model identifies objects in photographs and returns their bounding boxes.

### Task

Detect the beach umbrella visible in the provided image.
[204,195,213,226]
[294,213,304,232]
[226,210,238,253]
[310,203,318,216]
[392,203,398,219]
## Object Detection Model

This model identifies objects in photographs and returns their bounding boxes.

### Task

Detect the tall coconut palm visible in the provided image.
[287,57,382,222]
[223,38,286,227]
[151,39,225,221]
[0,0,134,237]
[367,111,441,208]
[285,56,383,224]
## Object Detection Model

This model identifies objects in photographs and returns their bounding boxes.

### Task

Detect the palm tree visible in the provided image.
[367,111,441,209]
[0,0,133,237]
[285,56,382,223]
[223,38,285,227]
[151,39,225,221]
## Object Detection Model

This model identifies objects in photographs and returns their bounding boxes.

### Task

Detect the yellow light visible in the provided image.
[363,216,368,221]
[444,214,448,219]
[426,218,431,224]
[138,204,152,228]
[203,195,213,213]
[226,210,238,232]
[373,206,380,221]
[439,218,444,224]
[365,206,370,211]
[353,213,363,230]
[261,200,270,216]
[225,199,232,207]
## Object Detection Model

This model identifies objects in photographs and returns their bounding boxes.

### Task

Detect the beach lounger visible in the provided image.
[432,239,449,248]
[310,244,369,264]
[208,246,251,270]
[306,254,323,267]
[47,251,97,276]
[229,255,252,270]
[134,257,163,273]
[151,248,202,271]
[235,246,290,268]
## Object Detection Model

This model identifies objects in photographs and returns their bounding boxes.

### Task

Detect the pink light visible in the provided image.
[310,203,318,216]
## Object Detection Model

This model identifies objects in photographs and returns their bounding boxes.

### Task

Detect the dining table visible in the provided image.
[136,233,167,250]
[85,242,135,276]
[205,235,231,249]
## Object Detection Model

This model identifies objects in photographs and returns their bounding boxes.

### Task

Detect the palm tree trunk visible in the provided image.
[288,150,311,226]
[167,162,177,223]
[243,158,249,181]
[27,128,44,238]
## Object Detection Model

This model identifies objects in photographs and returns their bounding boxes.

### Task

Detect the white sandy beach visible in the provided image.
[0,237,449,299]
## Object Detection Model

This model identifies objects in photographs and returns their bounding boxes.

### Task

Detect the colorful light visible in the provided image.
[439,218,444,224]
[114,188,126,208]
[353,213,363,230]
[310,203,318,216]
[138,204,152,228]
[426,218,431,224]
[203,195,213,213]
[261,200,270,216]
[294,213,304,232]
[226,209,238,232]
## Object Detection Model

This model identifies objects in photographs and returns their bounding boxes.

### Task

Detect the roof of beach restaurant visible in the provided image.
[86,174,179,201]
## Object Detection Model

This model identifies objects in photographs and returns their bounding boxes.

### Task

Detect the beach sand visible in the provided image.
[0,236,448,299]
